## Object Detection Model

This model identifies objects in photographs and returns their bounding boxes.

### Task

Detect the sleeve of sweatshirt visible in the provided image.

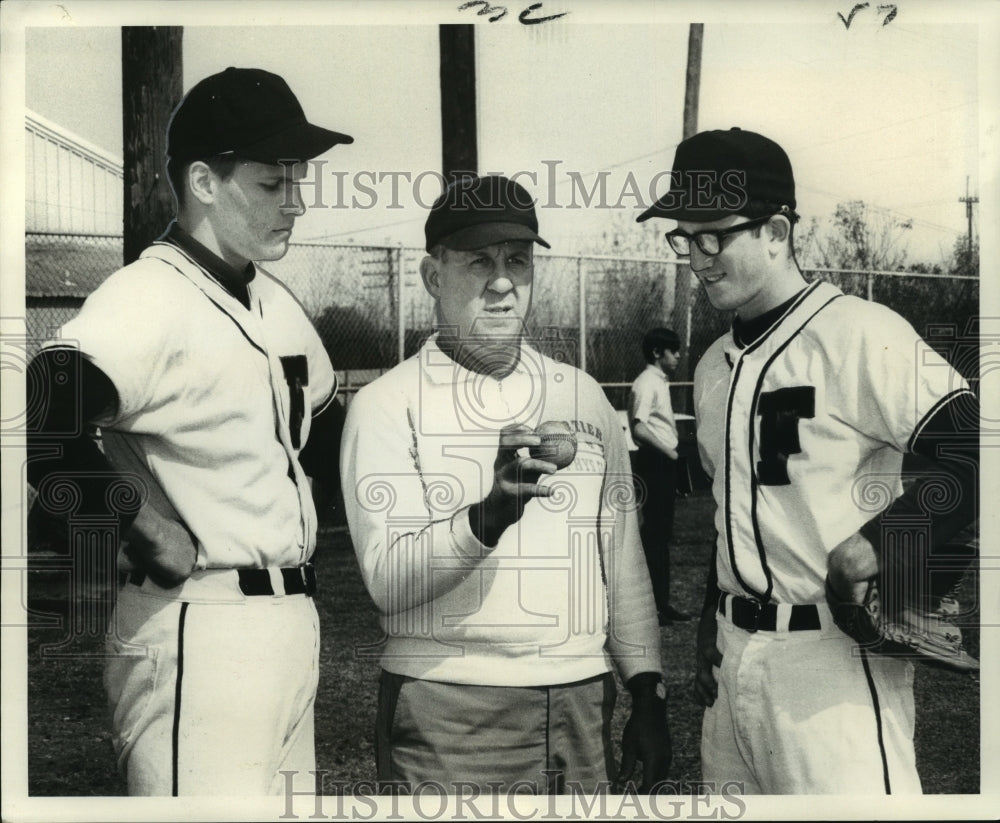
[339,376,491,616]
[600,394,664,682]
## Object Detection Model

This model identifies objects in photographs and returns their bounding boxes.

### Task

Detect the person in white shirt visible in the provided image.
[629,327,690,626]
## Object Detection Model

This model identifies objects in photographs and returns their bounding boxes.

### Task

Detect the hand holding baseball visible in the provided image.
[491,423,558,502]
[469,424,557,546]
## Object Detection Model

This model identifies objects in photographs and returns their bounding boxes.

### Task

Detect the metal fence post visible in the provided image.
[578,257,587,372]
[396,244,405,363]
[673,261,693,385]
[867,271,874,302]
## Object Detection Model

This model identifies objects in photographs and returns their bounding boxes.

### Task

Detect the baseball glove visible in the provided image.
[824,575,979,673]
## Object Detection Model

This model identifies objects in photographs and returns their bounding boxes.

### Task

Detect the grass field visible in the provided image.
[26,491,980,795]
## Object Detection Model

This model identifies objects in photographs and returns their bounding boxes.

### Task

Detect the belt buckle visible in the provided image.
[746,598,762,633]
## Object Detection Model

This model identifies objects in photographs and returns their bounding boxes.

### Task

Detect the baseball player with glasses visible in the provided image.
[26,67,351,795]
[637,127,979,794]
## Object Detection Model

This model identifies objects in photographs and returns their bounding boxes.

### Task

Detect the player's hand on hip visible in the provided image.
[123,505,197,588]
[827,531,878,601]
[693,608,723,707]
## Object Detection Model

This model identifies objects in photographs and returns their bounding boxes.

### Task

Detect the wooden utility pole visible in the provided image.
[439,25,478,181]
[683,24,704,141]
[958,176,978,257]
[121,27,183,265]
[671,23,704,397]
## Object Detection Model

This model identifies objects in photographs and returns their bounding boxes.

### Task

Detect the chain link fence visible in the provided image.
[26,233,980,411]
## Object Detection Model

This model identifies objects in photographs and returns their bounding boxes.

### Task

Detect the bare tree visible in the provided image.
[948,234,979,277]
[580,207,667,259]
[810,200,913,272]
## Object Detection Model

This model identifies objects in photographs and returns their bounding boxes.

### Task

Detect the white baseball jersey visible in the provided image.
[694,279,972,605]
[49,236,336,796]
[694,278,974,794]
[47,241,336,569]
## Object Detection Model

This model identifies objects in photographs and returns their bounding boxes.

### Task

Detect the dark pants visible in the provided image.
[632,448,677,614]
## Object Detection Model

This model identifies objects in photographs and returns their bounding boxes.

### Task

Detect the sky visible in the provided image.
[13,1,989,266]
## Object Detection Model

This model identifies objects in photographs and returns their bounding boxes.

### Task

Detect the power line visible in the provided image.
[790,100,976,154]
[302,214,425,242]
[797,184,963,235]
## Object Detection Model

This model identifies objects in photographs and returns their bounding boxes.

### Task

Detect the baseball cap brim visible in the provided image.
[438,221,551,251]
[234,121,354,164]
[636,200,734,223]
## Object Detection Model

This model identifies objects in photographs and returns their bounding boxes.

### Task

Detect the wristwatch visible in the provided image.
[628,671,667,701]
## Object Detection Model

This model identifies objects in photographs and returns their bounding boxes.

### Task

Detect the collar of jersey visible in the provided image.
[732,283,812,348]
[159,221,256,305]
[422,333,539,386]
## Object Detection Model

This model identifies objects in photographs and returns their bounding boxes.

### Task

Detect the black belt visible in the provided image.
[127,565,316,597]
[718,592,820,632]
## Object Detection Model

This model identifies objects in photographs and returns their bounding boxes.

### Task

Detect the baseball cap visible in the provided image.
[636,127,795,222]
[167,67,353,165]
[425,175,551,252]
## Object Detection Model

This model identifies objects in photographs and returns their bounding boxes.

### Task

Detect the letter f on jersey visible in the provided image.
[756,386,816,485]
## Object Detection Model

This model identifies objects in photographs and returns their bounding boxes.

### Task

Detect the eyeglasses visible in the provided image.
[664,213,778,257]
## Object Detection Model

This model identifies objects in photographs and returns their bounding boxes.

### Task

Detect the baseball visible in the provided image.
[530,420,578,469]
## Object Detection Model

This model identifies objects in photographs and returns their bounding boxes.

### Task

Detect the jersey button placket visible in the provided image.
[262,333,312,564]
[726,349,758,592]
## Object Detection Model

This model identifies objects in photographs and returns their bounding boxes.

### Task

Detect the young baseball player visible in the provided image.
[340,175,670,794]
[637,128,979,794]
[629,327,690,626]
[26,67,352,795]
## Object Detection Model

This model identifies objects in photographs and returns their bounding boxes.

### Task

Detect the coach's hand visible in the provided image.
[616,672,671,792]
[468,424,555,547]
[123,505,198,588]
[693,608,723,707]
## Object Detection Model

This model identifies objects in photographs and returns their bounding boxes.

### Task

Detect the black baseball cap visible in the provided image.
[425,175,551,252]
[167,67,353,165]
[637,127,796,223]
